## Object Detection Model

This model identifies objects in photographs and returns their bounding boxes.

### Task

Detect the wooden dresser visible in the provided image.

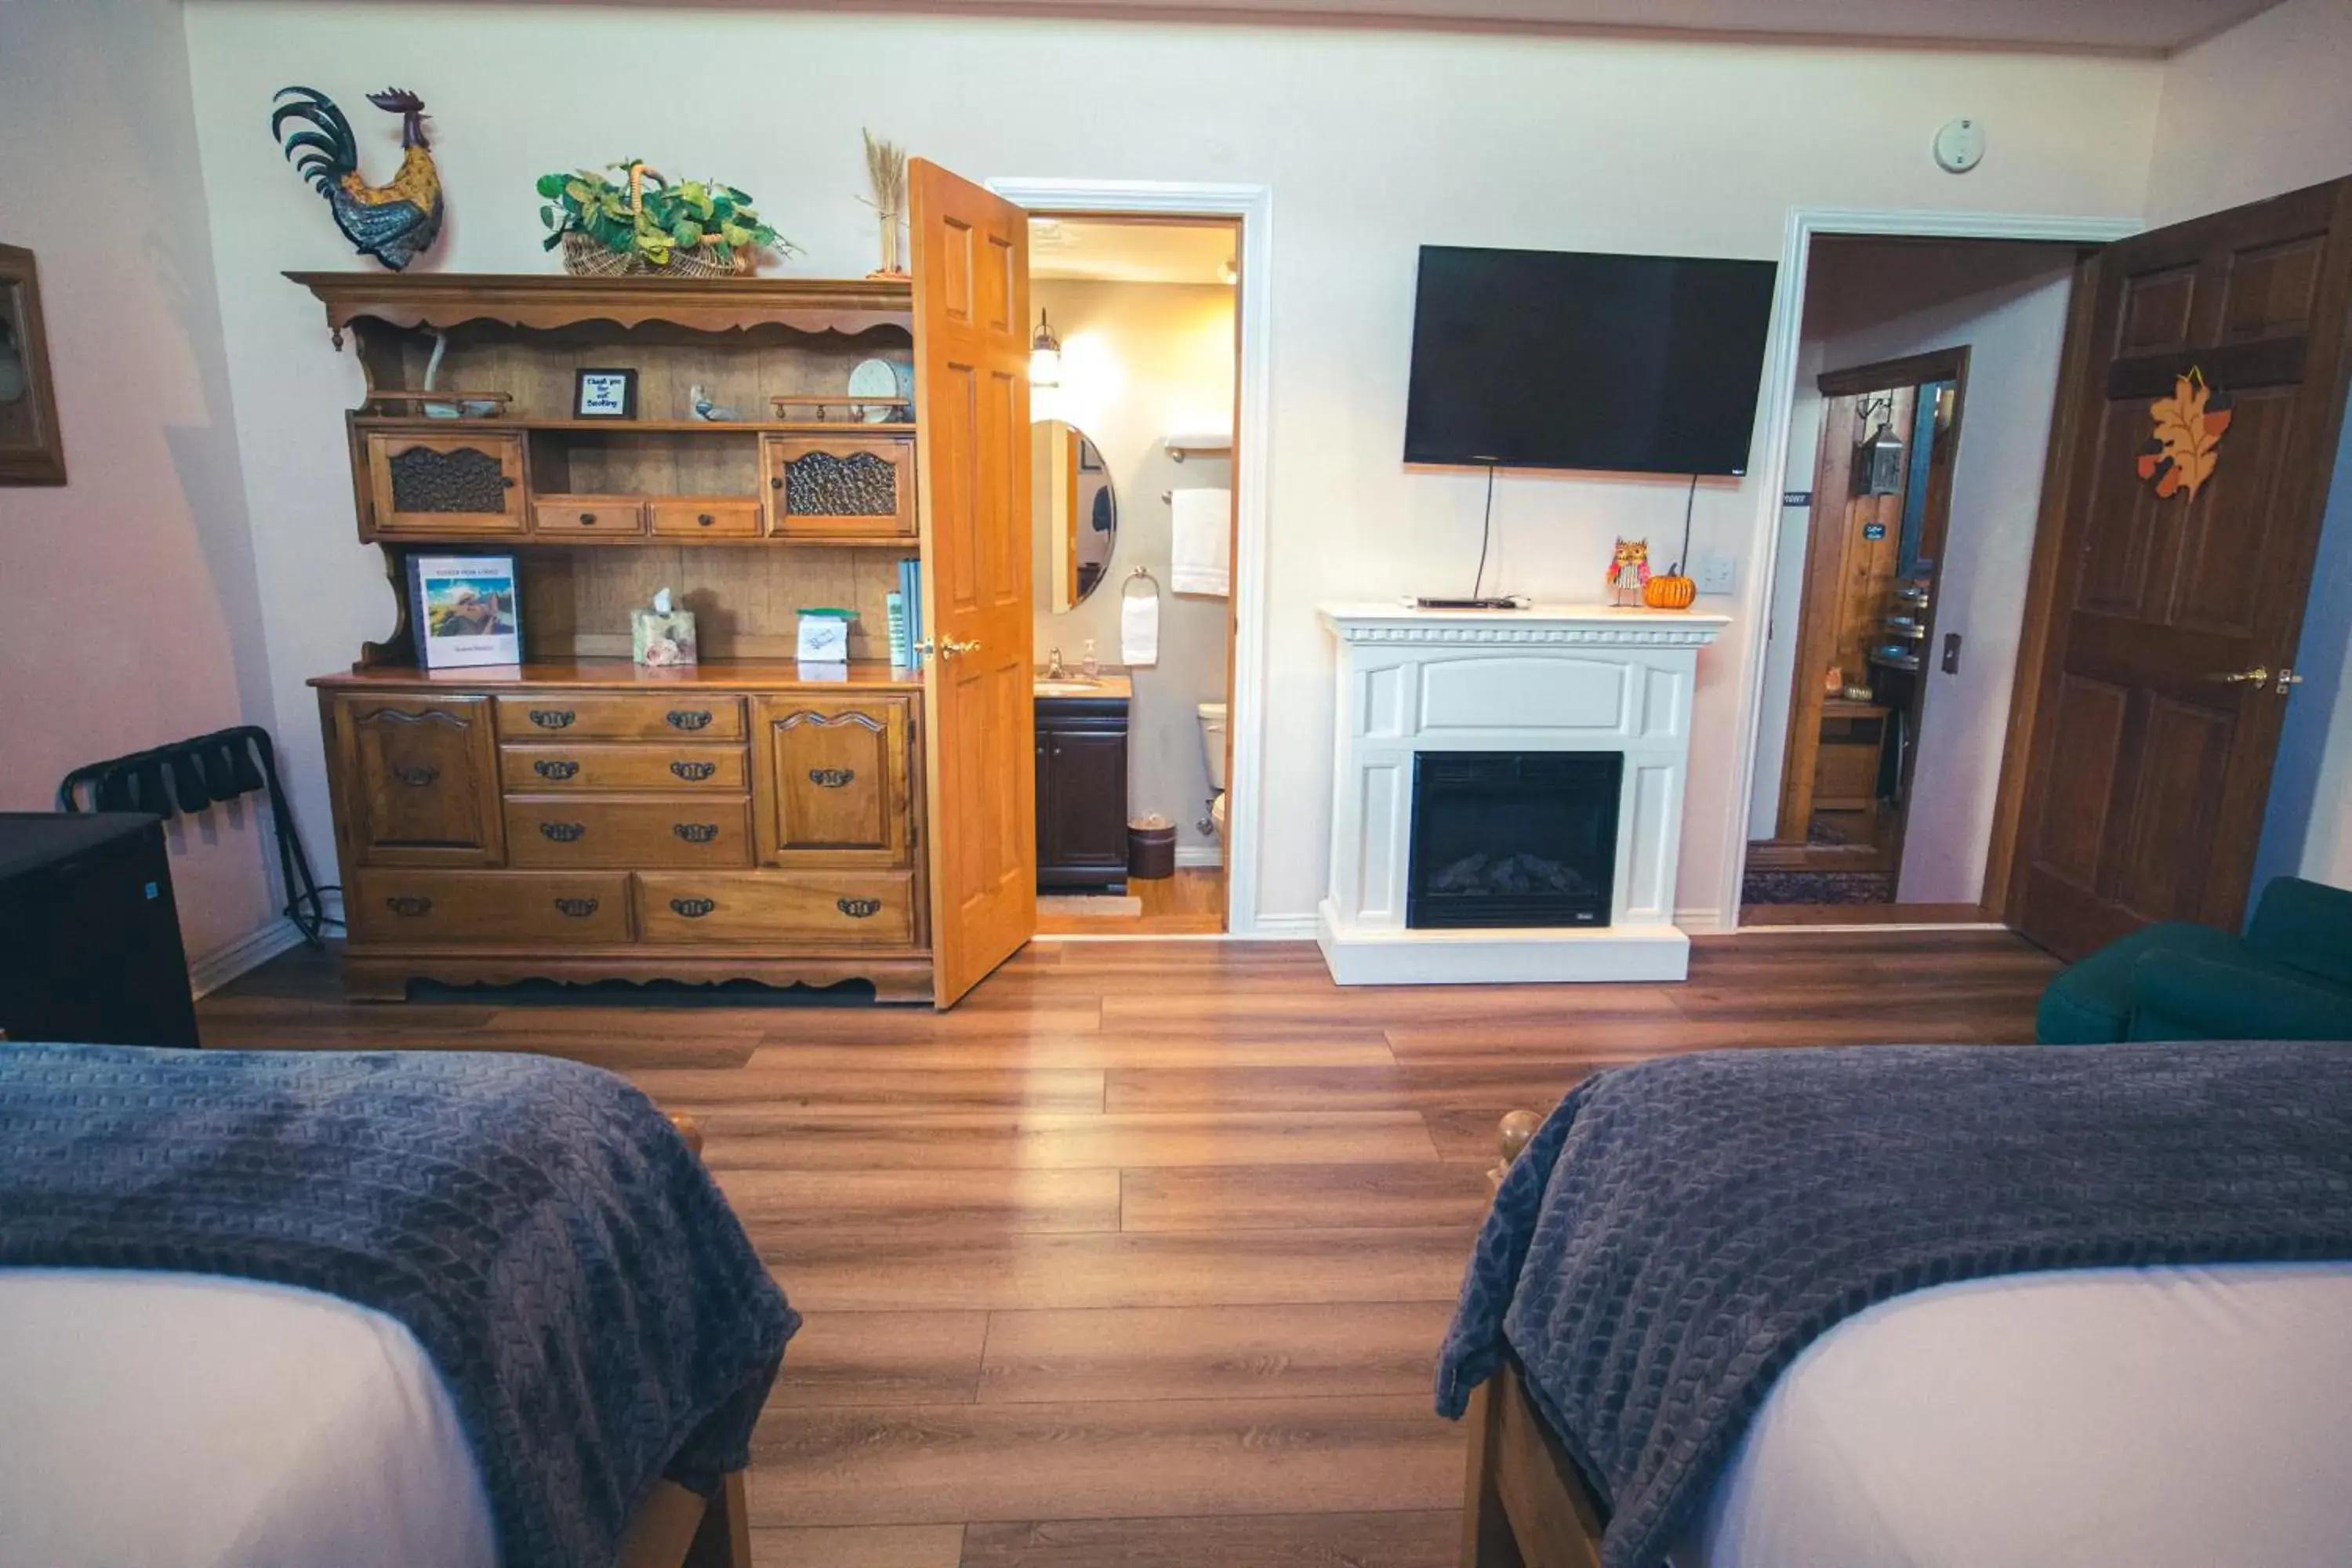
[293,167,1040,1008]
[314,662,927,1000]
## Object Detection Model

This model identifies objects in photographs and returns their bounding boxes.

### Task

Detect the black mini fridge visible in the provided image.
[0,813,201,1047]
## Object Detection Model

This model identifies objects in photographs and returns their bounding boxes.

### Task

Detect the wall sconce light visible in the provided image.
[1029,308,1062,388]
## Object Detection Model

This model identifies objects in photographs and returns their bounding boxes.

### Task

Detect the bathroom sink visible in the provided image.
[1033,679,1105,695]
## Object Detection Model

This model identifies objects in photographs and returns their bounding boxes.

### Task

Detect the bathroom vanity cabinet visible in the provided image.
[1034,691,1130,891]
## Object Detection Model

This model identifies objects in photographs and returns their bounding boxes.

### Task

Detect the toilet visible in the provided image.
[1196,702,1229,843]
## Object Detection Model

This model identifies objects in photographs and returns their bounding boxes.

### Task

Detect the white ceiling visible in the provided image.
[1031,218,1240,285]
[751,0,2279,55]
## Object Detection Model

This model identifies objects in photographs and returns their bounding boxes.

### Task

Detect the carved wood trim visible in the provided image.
[357,706,467,729]
[775,710,884,733]
[289,272,914,339]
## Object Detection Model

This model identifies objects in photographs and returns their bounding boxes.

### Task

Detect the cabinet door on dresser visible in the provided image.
[328,693,504,867]
[761,434,917,540]
[752,695,913,869]
[361,430,527,537]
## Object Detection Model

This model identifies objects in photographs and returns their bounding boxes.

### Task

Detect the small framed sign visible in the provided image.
[574,367,638,420]
[0,244,67,485]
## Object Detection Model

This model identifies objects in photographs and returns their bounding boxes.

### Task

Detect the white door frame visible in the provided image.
[1714,206,2140,932]
[987,176,1276,936]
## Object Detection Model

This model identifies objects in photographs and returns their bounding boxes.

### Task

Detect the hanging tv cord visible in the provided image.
[1414,459,1524,611]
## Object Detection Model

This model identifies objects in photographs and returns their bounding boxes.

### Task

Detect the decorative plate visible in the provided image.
[848,358,901,423]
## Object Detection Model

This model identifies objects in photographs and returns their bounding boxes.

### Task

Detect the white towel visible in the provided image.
[1171,488,1232,597]
[1120,589,1160,666]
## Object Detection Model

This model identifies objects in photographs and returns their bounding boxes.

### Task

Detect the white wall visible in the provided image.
[2151,0,2352,897]
[2143,0,2352,227]
[0,0,281,977]
[1031,278,1236,859]
[177,2,2162,930]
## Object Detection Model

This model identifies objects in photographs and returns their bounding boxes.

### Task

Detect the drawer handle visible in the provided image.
[553,897,600,918]
[667,710,713,731]
[837,898,882,919]
[533,759,580,781]
[390,764,438,788]
[673,822,720,844]
[502,476,517,488]
[539,821,586,842]
[770,476,785,489]
[385,895,433,917]
[670,897,716,918]
[670,760,717,781]
[808,767,856,789]
[697,512,716,528]
[578,510,597,525]
[528,710,576,729]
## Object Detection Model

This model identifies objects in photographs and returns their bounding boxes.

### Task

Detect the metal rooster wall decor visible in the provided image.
[270,86,444,271]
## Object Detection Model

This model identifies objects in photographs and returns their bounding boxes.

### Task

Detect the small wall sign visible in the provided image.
[1783,490,1812,507]
[574,367,639,420]
[1862,521,1887,540]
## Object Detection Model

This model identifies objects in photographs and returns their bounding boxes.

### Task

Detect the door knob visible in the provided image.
[2210,666,2270,685]
[939,637,982,659]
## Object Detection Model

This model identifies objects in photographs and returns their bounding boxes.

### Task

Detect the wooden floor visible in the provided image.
[1035,868,1226,936]
[198,928,2056,1568]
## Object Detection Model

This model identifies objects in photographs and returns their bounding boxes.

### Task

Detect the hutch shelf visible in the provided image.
[294,273,939,1001]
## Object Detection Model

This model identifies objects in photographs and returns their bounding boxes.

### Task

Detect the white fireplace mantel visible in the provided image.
[1316,602,1730,985]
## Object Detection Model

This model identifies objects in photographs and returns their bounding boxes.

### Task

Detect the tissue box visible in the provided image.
[632,606,698,668]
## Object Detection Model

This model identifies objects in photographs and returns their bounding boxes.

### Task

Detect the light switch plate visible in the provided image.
[1697,554,1737,593]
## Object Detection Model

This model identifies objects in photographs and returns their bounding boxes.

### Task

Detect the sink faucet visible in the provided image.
[1045,647,1065,680]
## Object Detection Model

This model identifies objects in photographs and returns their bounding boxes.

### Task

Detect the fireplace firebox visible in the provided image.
[1406,751,1622,930]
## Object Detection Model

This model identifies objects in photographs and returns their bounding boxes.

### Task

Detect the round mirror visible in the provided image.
[1033,419,1116,612]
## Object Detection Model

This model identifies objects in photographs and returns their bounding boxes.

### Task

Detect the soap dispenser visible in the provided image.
[1080,639,1100,681]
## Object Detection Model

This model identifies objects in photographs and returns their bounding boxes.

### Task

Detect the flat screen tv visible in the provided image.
[1403,245,1778,475]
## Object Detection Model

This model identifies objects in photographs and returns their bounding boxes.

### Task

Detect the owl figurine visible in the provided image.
[1606,538,1652,607]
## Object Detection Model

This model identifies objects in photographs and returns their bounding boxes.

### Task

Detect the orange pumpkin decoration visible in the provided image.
[1643,572,1697,610]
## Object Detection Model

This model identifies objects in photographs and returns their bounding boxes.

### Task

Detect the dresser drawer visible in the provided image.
[349,871,630,945]
[506,797,753,869]
[533,495,647,539]
[498,694,746,742]
[501,743,747,794]
[636,871,916,947]
[649,497,762,539]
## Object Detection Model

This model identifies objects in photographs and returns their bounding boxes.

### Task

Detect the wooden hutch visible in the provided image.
[297,169,1040,1006]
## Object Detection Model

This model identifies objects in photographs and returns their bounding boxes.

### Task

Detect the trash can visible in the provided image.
[1127,815,1177,880]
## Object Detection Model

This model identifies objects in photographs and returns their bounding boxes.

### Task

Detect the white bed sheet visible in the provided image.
[0,1269,496,1568]
[1670,1261,2352,1567]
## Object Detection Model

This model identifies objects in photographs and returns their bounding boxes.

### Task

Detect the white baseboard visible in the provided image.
[1174,844,1225,869]
[188,915,308,1000]
[1239,912,1319,940]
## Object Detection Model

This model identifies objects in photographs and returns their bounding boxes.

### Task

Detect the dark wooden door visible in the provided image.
[2010,176,2352,959]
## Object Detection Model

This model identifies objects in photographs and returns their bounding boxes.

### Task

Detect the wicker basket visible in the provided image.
[560,230,748,280]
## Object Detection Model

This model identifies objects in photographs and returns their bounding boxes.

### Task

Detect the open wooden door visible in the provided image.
[2007,176,2352,960]
[909,159,1036,1006]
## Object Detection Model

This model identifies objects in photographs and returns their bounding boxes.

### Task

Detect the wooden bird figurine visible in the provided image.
[271,86,444,271]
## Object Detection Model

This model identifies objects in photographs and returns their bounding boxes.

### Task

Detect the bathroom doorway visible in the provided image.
[1021,213,1243,936]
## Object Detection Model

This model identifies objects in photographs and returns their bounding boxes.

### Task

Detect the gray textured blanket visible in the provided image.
[1436,1040,2352,1568]
[0,1043,797,1568]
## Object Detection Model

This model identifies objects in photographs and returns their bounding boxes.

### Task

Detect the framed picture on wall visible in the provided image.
[574,367,638,420]
[0,244,67,485]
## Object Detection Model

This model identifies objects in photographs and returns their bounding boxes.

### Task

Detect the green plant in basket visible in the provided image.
[536,160,798,274]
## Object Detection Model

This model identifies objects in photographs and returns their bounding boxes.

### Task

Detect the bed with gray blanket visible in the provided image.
[1439,1040,2352,1568]
[0,1043,797,1568]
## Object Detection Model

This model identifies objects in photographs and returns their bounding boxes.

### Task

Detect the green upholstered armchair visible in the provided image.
[2036,876,2352,1044]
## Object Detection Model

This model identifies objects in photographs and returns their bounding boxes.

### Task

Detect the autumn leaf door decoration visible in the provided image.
[2137,366,2231,500]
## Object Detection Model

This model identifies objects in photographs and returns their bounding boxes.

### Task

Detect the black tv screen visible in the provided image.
[1403,245,1778,475]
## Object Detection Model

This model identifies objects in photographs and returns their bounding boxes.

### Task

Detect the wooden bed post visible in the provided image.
[615,1110,752,1568]
[1461,1111,1610,1568]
